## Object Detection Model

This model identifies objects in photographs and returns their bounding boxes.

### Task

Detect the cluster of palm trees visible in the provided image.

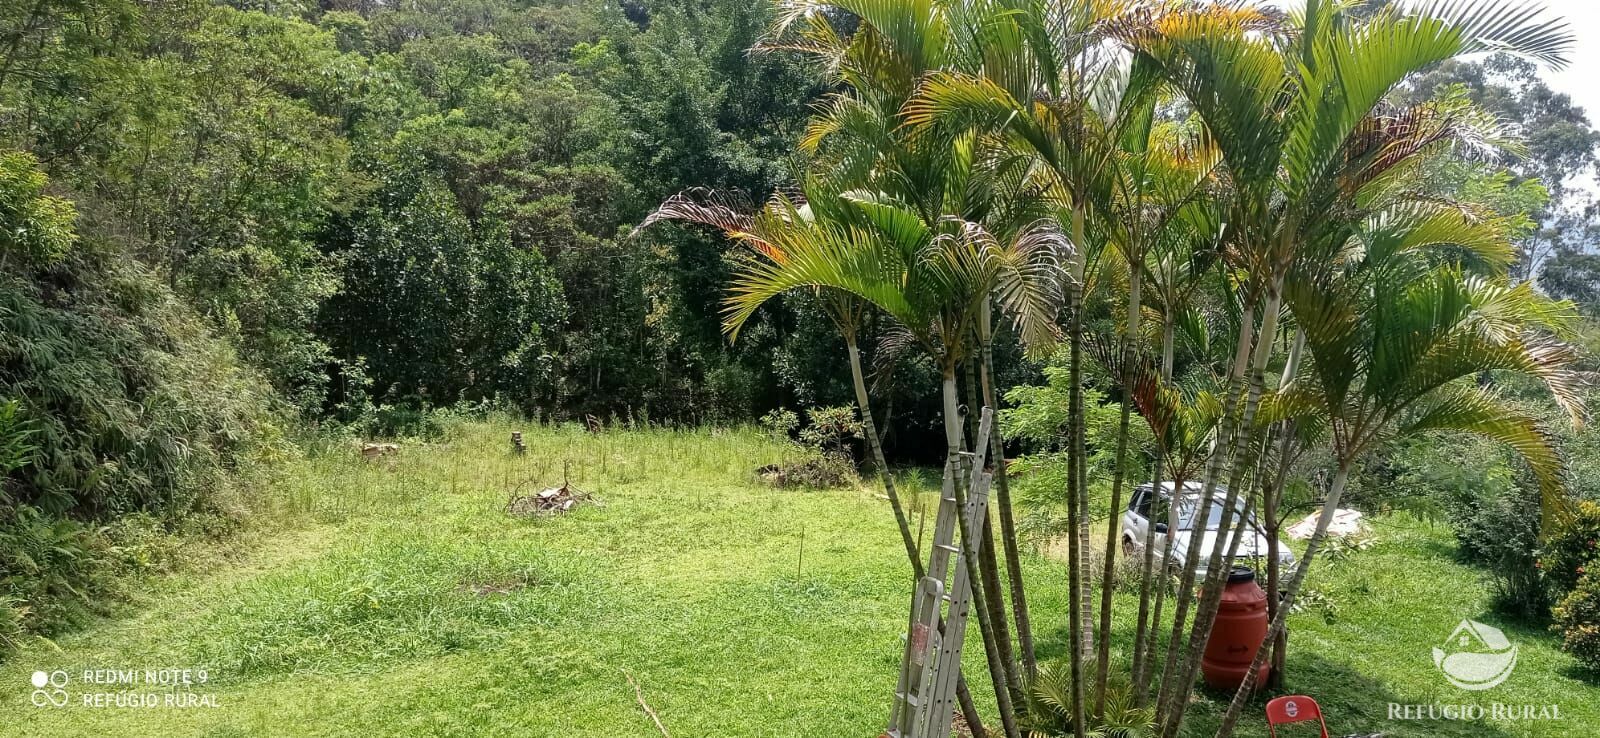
[640,1,1586,736]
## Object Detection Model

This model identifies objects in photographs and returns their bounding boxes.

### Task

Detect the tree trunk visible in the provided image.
[1096,246,1143,714]
[1133,318,1175,701]
[1163,289,1282,738]
[944,372,1020,738]
[1213,462,1354,738]
[847,337,920,578]
[956,678,985,738]
[1128,441,1165,698]
[1065,204,1090,738]
[1154,297,1258,730]
[968,353,1021,701]
[866,336,982,734]
[1263,329,1304,689]
[1063,301,1088,738]
[981,299,1036,679]
[1077,407,1094,667]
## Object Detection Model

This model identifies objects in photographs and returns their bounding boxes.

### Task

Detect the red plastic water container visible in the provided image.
[1202,567,1271,690]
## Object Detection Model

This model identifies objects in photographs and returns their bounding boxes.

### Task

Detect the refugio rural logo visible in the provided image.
[1389,618,1559,724]
[1432,619,1519,691]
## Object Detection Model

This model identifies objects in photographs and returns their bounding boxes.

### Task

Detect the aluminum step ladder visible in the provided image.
[887,408,994,738]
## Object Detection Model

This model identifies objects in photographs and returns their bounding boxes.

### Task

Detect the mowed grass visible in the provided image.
[1,420,1596,736]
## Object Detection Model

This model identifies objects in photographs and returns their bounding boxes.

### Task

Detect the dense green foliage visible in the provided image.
[0,0,864,425]
[1553,567,1600,672]
[0,151,283,638]
[0,0,822,647]
[0,0,865,646]
[1541,500,1600,599]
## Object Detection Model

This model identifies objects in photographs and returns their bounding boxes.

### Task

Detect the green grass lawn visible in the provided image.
[2,420,1596,736]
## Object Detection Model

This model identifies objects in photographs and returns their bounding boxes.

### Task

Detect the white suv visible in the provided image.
[1120,481,1295,580]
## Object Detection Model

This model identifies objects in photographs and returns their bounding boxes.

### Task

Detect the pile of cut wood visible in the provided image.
[361,442,399,460]
[505,481,597,517]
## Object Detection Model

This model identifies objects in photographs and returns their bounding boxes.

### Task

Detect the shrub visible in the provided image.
[759,407,799,441]
[1539,500,1600,599]
[797,405,863,464]
[1552,568,1600,672]
[361,402,449,440]
[1,151,281,645]
[0,594,24,653]
[754,406,860,488]
[0,506,117,635]
[1021,660,1155,737]
[1423,446,1549,618]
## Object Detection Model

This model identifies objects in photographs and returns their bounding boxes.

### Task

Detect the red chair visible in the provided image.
[1265,695,1329,738]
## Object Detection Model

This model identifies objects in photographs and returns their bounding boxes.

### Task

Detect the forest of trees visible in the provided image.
[1,0,847,425]
[5,0,1600,692]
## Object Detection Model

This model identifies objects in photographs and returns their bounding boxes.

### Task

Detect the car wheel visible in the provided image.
[1122,536,1137,557]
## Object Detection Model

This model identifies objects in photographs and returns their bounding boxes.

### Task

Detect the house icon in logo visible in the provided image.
[1432,619,1517,691]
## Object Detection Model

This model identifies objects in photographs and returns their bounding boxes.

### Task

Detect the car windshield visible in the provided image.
[1173,495,1247,531]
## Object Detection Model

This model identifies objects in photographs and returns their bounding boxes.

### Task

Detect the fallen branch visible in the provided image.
[505,480,597,517]
[623,669,670,737]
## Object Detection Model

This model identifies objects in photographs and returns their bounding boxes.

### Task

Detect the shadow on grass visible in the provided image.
[1407,535,1462,563]
[1179,652,1528,738]
[1024,621,1526,738]
[1556,662,1600,685]
[1474,614,1600,688]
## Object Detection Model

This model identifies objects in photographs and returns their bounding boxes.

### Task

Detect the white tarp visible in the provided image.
[1287,507,1366,540]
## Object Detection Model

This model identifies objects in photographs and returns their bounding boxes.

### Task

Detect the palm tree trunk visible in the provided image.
[1213,461,1355,738]
[956,678,985,738]
[968,354,1021,701]
[966,356,982,447]
[1263,330,1304,689]
[980,300,1036,679]
[847,336,920,578]
[1132,321,1184,701]
[1077,412,1094,668]
[1163,289,1283,738]
[1132,318,1175,702]
[1154,296,1258,730]
[1096,249,1143,713]
[1064,289,1089,738]
[1065,204,1090,738]
[861,336,983,734]
[944,371,1020,738]
[1151,476,1220,730]
[1128,441,1165,696]
[1262,442,1290,689]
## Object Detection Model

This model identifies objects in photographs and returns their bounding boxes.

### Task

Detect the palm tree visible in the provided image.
[1112,4,1575,732]
[1125,149,1226,702]
[637,187,925,579]
[902,6,1167,730]
[702,173,1062,736]
[1256,197,1527,684]
[1211,259,1584,736]
[729,4,1575,738]
[758,6,1075,731]
[1093,117,1222,713]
